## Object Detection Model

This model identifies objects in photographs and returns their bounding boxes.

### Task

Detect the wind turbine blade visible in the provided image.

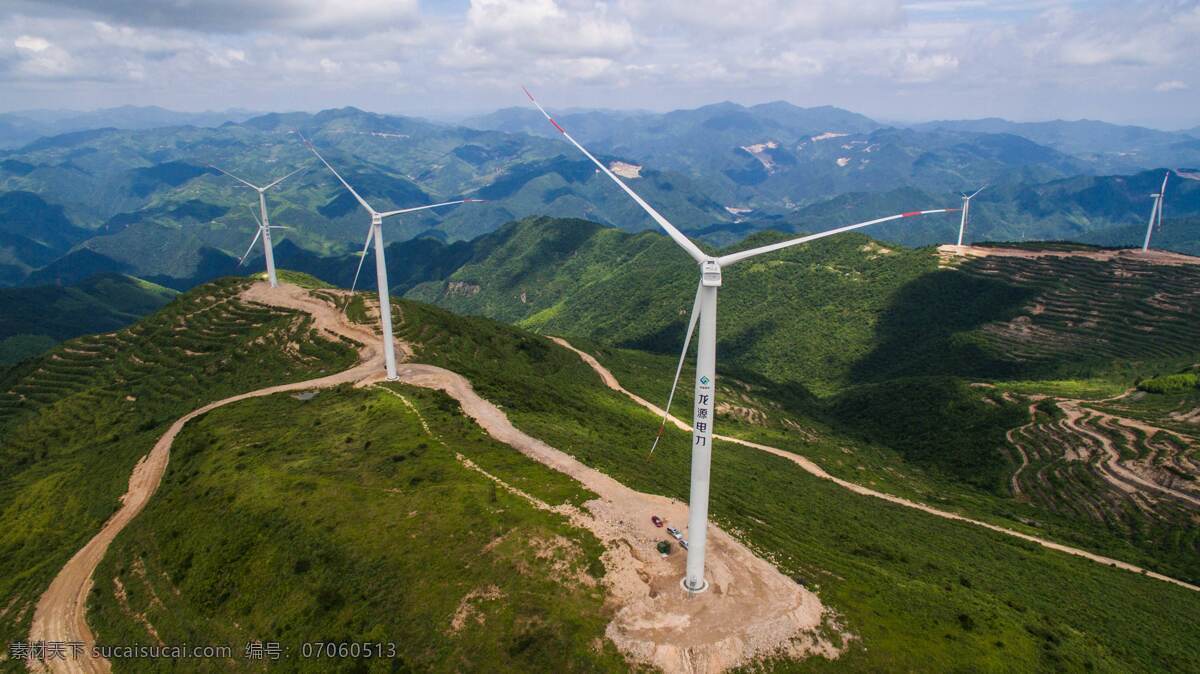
[718,208,958,267]
[1158,172,1169,231]
[209,165,261,190]
[300,134,376,215]
[269,225,291,230]
[376,198,485,218]
[262,165,307,191]
[349,227,374,294]
[246,204,263,228]
[238,227,263,266]
[523,86,707,264]
[651,280,704,456]
[968,185,987,199]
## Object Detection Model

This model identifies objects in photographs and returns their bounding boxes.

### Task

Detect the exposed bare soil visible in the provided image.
[938,244,1200,266]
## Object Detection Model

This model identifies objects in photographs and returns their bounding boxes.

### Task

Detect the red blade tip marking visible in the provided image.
[902,211,922,217]
[549,118,565,134]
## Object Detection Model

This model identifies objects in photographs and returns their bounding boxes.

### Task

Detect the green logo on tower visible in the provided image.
[699,376,710,386]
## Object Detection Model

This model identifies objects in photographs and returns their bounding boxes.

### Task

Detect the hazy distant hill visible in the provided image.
[1,103,1198,288]
[0,191,91,284]
[0,105,259,149]
[912,118,1200,173]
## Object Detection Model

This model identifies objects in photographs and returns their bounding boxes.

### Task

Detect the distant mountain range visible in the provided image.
[0,106,259,149]
[0,101,1197,289]
[910,118,1200,173]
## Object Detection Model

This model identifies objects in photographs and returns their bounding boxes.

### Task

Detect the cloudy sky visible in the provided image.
[1,0,1197,129]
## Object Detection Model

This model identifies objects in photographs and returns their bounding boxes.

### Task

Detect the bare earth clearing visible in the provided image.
[30,283,833,674]
[549,338,1200,594]
[938,244,1200,267]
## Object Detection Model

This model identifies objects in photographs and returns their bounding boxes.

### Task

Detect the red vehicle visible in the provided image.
[651,515,664,528]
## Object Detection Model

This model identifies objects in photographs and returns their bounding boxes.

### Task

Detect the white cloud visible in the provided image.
[14,35,50,52]
[893,51,959,83]
[454,0,634,60]
[0,0,1197,127]
[33,0,420,36]
[8,32,72,76]
[623,0,906,38]
[1154,80,1188,93]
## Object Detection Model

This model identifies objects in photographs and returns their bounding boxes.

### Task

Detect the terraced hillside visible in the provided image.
[0,273,177,366]
[1006,390,1199,576]
[969,251,1199,367]
[0,277,357,647]
[859,246,1200,384]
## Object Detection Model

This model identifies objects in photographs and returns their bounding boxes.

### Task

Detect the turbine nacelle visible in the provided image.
[700,259,722,287]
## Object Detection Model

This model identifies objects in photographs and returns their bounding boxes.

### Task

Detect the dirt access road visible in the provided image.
[30,283,833,674]
[27,284,389,674]
[549,338,1200,594]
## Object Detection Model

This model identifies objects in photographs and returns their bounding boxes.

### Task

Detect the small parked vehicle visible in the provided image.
[679,539,689,550]
[667,527,682,540]
[651,515,664,528]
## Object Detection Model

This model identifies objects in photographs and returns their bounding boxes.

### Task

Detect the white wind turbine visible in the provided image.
[1142,171,1170,252]
[956,185,986,247]
[524,87,959,592]
[210,163,306,288]
[302,136,483,380]
[238,205,292,268]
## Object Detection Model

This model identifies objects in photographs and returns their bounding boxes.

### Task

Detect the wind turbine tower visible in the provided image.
[1143,171,1170,252]
[957,186,986,247]
[210,164,306,288]
[524,87,958,593]
[303,136,482,380]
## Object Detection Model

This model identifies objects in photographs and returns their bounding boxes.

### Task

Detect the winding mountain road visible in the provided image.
[29,281,1197,674]
[27,284,388,674]
[28,283,831,674]
[548,337,1200,594]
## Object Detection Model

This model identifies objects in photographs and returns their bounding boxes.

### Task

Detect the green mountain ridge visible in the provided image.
[0,273,177,365]
[402,217,1200,395]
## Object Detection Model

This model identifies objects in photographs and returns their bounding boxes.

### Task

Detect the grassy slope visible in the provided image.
[0,277,356,648]
[409,219,1200,396]
[0,273,177,365]
[392,299,1199,672]
[407,219,940,396]
[7,279,1197,671]
[88,384,624,673]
